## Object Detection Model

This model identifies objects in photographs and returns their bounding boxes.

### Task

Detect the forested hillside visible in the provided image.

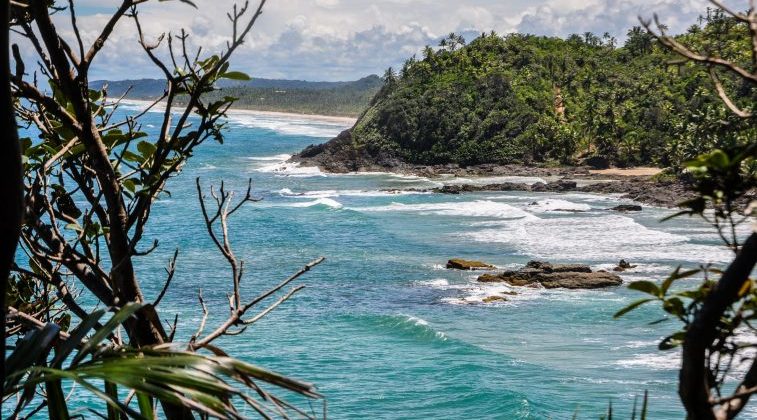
[91,75,383,117]
[299,11,756,169]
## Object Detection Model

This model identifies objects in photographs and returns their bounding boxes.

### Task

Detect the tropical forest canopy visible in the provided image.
[343,10,756,168]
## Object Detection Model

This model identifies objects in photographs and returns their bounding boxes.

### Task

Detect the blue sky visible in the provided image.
[43,0,722,81]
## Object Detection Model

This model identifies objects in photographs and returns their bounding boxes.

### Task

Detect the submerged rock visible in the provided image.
[613,259,638,272]
[477,260,622,289]
[482,296,508,303]
[447,259,495,270]
[610,204,643,212]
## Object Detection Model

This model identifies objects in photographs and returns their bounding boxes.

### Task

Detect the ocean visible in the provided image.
[19,104,753,418]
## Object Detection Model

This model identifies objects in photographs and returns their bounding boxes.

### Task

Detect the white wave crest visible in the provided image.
[416,278,450,288]
[256,161,325,177]
[226,114,348,138]
[468,214,731,263]
[355,200,538,220]
[279,188,429,198]
[525,199,592,213]
[248,154,293,161]
[287,198,343,209]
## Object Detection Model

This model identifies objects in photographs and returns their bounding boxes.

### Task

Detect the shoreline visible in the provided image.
[119,98,358,125]
[290,155,697,208]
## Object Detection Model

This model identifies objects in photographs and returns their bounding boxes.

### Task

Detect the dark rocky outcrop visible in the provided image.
[580,155,611,169]
[295,130,405,173]
[447,259,495,270]
[610,204,643,212]
[545,180,577,192]
[525,260,592,273]
[477,260,622,289]
[613,259,638,272]
[434,183,530,194]
[482,296,508,303]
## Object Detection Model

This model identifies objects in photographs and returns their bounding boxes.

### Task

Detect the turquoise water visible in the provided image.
[18,104,753,418]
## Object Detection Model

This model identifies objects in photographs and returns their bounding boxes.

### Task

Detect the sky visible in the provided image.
[33,0,730,81]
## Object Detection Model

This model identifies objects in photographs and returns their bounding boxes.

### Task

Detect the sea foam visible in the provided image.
[468,214,731,263]
[355,200,538,220]
[256,161,325,177]
[287,198,344,209]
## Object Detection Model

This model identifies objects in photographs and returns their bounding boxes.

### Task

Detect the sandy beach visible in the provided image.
[119,98,357,126]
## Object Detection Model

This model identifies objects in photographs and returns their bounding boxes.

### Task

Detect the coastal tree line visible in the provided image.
[348,8,756,169]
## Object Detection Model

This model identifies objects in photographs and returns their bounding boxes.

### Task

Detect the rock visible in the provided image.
[525,260,592,273]
[581,155,611,169]
[447,258,495,270]
[482,296,508,303]
[433,182,531,194]
[478,273,506,283]
[545,180,578,192]
[610,204,643,212]
[531,182,547,192]
[477,260,621,289]
[613,259,638,272]
[478,271,622,289]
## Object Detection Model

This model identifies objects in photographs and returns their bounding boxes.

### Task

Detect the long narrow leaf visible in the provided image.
[72,303,142,365]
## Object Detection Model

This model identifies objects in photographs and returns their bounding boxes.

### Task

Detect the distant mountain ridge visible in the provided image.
[89,75,382,117]
[89,75,382,99]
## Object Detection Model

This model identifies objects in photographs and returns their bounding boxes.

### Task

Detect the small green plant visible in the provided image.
[5,304,321,418]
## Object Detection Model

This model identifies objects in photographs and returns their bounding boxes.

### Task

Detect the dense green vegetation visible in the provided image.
[91,75,383,117]
[342,12,756,168]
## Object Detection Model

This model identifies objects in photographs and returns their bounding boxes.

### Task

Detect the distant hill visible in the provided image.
[89,78,168,99]
[89,75,383,117]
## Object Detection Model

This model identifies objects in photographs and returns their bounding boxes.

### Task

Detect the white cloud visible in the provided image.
[12,0,726,81]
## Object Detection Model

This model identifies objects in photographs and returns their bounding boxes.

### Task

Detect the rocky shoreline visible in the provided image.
[293,133,755,209]
[292,135,699,208]
[386,177,695,208]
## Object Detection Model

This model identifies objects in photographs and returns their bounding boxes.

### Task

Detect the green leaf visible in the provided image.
[122,151,145,164]
[123,179,137,194]
[45,379,70,420]
[105,381,119,420]
[659,331,685,350]
[662,297,685,317]
[220,71,251,81]
[705,149,730,169]
[627,281,661,297]
[137,393,155,420]
[88,89,103,103]
[661,267,700,293]
[19,137,32,154]
[137,141,157,159]
[52,309,107,368]
[72,303,143,366]
[64,223,84,233]
[5,323,61,390]
[614,298,655,318]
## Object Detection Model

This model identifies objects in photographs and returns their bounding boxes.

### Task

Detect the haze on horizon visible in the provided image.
[42,0,723,81]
